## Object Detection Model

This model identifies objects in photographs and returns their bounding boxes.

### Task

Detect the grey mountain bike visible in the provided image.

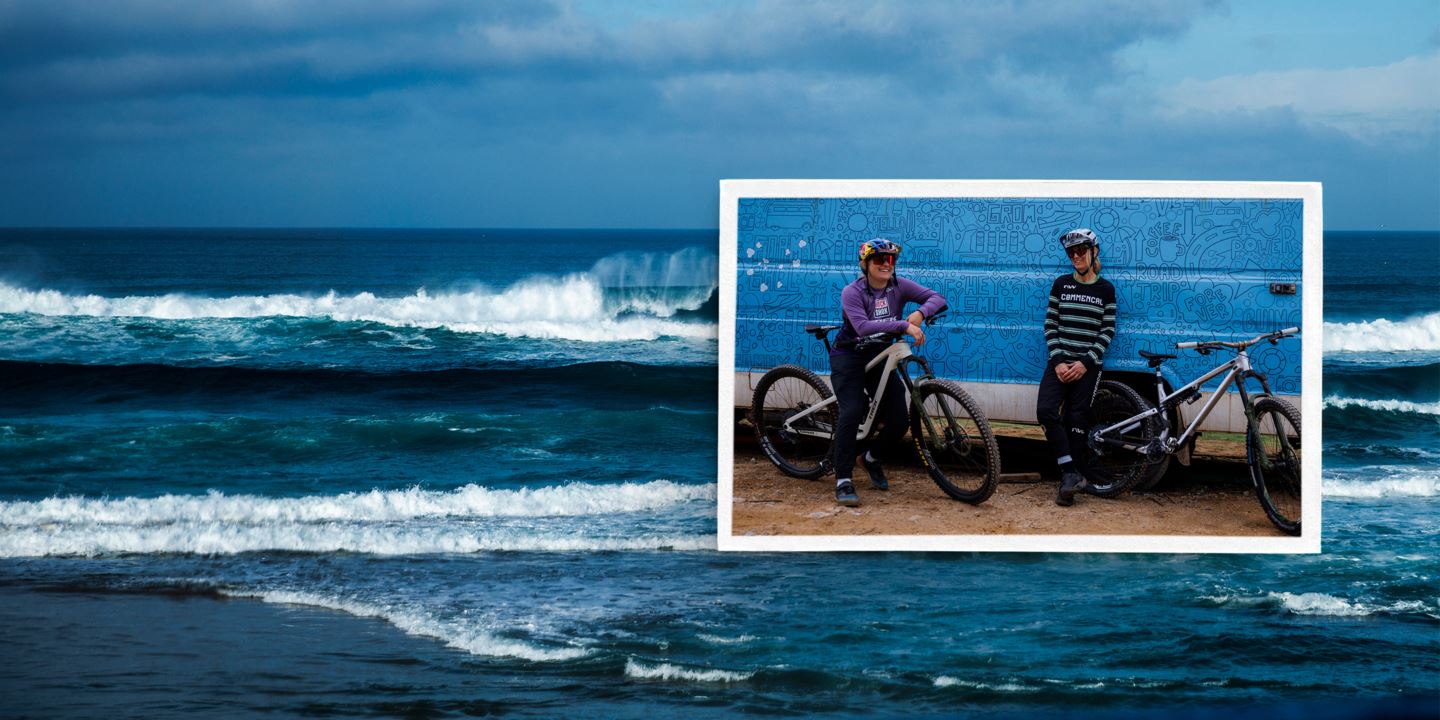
[1086,327,1303,535]
[750,311,1001,504]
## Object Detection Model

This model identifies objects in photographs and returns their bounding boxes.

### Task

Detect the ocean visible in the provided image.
[0,228,1435,718]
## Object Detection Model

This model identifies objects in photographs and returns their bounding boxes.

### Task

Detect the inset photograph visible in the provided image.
[718,180,1321,552]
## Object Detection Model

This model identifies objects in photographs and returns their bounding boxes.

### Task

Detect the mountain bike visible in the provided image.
[1085,327,1303,535]
[749,311,1000,504]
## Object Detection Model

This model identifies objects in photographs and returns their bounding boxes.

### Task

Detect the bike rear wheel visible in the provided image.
[751,365,835,480]
[1249,396,1302,536]
[911,379,999,504]
[1086,380,1165,497]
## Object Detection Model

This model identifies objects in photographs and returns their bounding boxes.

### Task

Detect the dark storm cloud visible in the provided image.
[2,0,1431,228]
[0,0,1213,105]
[0,0,565,102]
[0,0,1224,170]
[0,0,538,65]
[621,0,1209,84]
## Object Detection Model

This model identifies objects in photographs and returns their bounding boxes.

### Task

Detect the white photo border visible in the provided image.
[717,179,1323,553]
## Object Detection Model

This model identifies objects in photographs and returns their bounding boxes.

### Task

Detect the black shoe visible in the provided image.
[860,454,888,490]
[835,480,860,507]
[1056,471,1088,507]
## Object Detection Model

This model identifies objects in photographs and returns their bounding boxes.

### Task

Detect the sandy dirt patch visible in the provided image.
[729,444,1284,538]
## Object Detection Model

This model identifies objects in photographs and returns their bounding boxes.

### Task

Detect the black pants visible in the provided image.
[1036,359,1102,469]
[830,351,908,480]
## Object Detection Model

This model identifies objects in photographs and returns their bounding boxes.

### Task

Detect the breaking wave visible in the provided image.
[0,248,718,343]
[624,658,753,683]
[932,676,1123,692]
[1324,312,1440,353]
[1323,468,1439,498]
[1322,396,1440,416]
[933,676,1041,693]
[0,480,713,527]
[226,589,590,662]
[0,524,713,558]
[1322,362,1439,403]
[0,480,717,557]
[1202,591,1435,618]
[697,633,759,646]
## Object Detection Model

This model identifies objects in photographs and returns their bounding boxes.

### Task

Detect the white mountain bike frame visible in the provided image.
[779,340,916,441]
[1093,327,1299,457]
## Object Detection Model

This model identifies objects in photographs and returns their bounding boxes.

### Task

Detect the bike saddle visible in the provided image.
[805,324,841,339]
[1138,349,1176,368]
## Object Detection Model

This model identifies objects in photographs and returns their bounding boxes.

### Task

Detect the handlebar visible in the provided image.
[860,307,947,345]
[810,307,949,352]
[1176,327,1299,352]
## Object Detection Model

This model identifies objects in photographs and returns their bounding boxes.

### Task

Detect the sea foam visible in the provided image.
[933,676,1039,693]
[0,280,713,342]
[1323,468,1439,498]
[226,589,589,662]
[1203,591,1434,618]
[1324,312,1440,353]
[0,523,713,558]
[697,633,759,646]
[0,480,717,557]
[624,658,753,683]
[1322,396,1440,416]
[0,480,713,527]
[0,248,717,343]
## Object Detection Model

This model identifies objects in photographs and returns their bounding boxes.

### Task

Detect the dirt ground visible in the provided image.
[729,432,1286,537]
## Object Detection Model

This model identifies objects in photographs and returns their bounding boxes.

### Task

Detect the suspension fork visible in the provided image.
[1248,369,1274,397]
[901,357,950,450]
[1233,369,1276,475]
[899,356,935,404]
[1239,368,1290,475]
[909,356,935,381]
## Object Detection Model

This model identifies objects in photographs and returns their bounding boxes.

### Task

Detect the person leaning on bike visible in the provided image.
[829,238,947,507]
[1039,228,1117,507]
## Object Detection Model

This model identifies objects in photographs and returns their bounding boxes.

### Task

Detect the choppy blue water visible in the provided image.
[0,229,1435,718]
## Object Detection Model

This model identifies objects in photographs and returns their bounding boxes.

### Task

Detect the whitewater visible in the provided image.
[1322,396,1440,415]
[2,227,1436,719]
[0,480,714,527]
[0,277,716,343]
[1323,311,1440,353]
[0,480,717,557]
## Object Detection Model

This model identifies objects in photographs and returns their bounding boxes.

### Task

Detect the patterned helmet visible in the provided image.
[1059,228,1099,250]
[859,238,902,262]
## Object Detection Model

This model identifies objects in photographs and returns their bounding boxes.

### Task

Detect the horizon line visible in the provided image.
[1,225,1436,233]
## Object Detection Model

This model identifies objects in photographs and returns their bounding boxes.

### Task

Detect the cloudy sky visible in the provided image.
[0,0,1435,229]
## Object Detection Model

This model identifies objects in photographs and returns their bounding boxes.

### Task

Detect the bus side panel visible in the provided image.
[734,197,1303,427]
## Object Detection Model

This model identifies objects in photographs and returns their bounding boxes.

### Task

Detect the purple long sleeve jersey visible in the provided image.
[832,275,947,356]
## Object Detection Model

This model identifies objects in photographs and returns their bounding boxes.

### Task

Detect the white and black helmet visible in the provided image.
[1059,228,1098,250]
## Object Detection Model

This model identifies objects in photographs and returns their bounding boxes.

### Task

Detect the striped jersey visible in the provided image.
[1044,274,1116,370]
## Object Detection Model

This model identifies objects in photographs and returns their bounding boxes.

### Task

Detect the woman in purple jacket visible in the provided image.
[829,238,947,506]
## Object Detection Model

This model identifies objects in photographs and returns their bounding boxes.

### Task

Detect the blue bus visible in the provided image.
[724,181,1315,479]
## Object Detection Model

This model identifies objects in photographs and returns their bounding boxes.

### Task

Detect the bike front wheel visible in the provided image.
[751,365,835,480]
[1086,380,1165,497]
[1249,396,1302,536]
[911,379,1000,504]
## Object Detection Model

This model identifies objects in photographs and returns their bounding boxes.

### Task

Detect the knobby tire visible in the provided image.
[911,379,1000,504]
[751,365,835,480]
[1249,396,1303,536]
[1086,380,1166,497]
